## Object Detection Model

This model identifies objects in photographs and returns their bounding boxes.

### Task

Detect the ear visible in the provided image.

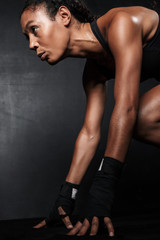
[56,6,71,26]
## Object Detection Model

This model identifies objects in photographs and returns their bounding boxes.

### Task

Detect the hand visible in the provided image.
[58,206,74,229]
[33,219,47,229]
[67,216,115,236]
[33,206,73,229]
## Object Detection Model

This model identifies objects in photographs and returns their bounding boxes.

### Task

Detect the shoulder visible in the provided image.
[99,6,158,44]
[99,7,137,28]
[109,11,135,29]
[108,11,139,45]
[97,8,142,49]
[103,11,142,56]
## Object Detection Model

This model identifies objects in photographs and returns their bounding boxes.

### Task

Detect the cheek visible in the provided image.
[49,34,69,62]
[40,23,69,63]
[47,26,68,51]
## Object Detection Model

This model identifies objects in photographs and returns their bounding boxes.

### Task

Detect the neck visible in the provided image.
[65,22,104,59]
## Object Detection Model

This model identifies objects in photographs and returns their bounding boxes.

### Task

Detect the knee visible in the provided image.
[134,108,158,140]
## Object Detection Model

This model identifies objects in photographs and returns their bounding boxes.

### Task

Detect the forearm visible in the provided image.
[66,127,100,184]
[105,105,137,162]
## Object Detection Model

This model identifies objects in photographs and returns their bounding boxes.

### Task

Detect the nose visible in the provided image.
[29,36,39,50]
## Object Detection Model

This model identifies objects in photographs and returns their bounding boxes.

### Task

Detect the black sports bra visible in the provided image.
[90,16,160,53]
[90,16,160,81]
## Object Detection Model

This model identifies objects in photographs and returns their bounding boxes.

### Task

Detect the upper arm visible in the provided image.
[82,59,107,133]
[108,13,143,108]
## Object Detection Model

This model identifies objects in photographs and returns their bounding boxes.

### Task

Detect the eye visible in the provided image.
[30,26,38,35]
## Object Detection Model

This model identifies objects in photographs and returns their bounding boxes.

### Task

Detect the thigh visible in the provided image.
[136,83,160,126]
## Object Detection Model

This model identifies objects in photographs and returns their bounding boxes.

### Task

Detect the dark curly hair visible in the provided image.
[21,0,96,23]
[152,0,157,9]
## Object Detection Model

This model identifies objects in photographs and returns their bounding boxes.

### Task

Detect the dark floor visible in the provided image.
[1,211,160,240]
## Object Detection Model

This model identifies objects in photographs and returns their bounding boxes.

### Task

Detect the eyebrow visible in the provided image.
[25,20,34,32]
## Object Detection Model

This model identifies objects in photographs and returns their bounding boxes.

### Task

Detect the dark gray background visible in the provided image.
[0,0,160,220]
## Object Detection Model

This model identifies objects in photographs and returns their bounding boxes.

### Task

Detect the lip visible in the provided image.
[38,52,47,61]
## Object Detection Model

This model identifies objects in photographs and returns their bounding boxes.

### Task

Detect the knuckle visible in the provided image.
[104,217,111,224]
[79,229,87,236]
[76,225,82,231]
[83,222,88,227]
[92,217,98,224]
[67,229,75,236]
[65,221,71,226]
[71,229,77,234]
[82,224,87,229]
[92,221,98,226]
[107,223,113,231]
[58,206,65,215]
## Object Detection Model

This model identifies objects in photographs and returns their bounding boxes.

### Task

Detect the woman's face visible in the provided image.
[21,5,70,65]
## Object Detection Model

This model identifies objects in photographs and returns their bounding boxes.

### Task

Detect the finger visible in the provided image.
[90,216,99,236]
[104,217,115,237]
[77,218,90,236]
[33,219,47,229]
[67,221,82,235]
[58,206,73,229]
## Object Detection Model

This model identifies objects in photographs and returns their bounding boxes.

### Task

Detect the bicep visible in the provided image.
[108,13,143,106]
[114,45,142,107]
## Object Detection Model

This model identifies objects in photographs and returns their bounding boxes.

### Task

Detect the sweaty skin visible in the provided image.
[21,5,160,236]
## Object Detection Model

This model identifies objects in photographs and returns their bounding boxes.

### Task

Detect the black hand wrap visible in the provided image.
[86,157,124,223]
[45,181,79,225]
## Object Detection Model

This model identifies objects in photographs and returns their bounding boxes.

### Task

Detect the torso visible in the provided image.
[88,6,160,82]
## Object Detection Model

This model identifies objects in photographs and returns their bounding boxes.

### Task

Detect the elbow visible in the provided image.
[126,105,138,116]
[81,126,101,144]
[115,103,138,123]
[127,106,138,124]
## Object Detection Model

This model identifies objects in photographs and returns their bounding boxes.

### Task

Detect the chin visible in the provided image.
[48,56,63,66]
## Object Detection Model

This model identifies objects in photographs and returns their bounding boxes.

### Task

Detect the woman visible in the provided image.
[21,0,160,237]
